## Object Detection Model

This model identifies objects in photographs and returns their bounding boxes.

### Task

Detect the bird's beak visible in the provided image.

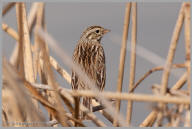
[103,29,111,34]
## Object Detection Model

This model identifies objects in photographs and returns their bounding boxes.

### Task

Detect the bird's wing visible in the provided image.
[94,45,106,91]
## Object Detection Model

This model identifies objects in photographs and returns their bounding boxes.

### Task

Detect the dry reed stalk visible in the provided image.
[184,109,190,127]
[2,23,19,40]
[1,23,20,66]
[171,104,183,127]
[15,3,25,81]
[114,3,131,126]
[139,110,158,127]
[160,3,185,95]
[2,2,15,16]
[27,3,39,34]
[172,72,187,90]
[16,3,35,85]
[126,3,137,125]
[49,56,71,84]
[33,2,45,82]
[61,88,190,104]
[9,44,19,65]
[184,3,191,91]
[65,113,86,127]
[130,63,186,92]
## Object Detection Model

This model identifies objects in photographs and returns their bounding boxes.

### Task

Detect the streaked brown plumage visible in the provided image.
[71,26,110,120]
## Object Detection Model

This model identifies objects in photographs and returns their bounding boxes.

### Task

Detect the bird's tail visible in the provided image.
[80,97,92,120]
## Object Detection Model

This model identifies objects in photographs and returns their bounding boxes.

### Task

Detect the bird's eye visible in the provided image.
[95,30,100,33]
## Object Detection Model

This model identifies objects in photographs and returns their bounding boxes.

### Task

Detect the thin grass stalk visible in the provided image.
[2,2,15,16]
[126,3,137,125]
[114,3,131,126]
[184,2,191,91]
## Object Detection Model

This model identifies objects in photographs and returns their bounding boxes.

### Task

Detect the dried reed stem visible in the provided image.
[2,2,15,16]
[172,72,187,90]
[27,3,39,34]
[33,2,45,81]
[139,110,158,127]
[17,3,35,83]
[126,3,137,125]
[114,3,131,126]
[61,88,190,104]
[184,109,190,127]
[161,3,185,95]
[130,63,186,92]
[15,3,25,77]
[184,3,191,91]
[2,23,19,40]
[49,56,71,84]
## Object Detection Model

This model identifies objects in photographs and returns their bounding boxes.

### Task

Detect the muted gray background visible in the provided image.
[2,2,187,126]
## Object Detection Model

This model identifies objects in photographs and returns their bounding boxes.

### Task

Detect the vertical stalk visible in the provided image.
[126,2,137,125]
[184,2,190,91]
[113,3,131,126]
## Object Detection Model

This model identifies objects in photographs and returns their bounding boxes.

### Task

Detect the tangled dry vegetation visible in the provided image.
[2,2,191,127]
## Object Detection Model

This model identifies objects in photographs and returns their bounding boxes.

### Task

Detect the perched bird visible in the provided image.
[71,25,110,120]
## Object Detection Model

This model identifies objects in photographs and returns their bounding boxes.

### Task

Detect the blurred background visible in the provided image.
[2,2,186,126]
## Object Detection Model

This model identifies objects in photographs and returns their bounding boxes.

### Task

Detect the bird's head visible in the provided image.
[80,26,110,42]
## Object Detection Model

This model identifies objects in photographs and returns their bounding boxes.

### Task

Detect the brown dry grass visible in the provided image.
[2,2,190,127]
